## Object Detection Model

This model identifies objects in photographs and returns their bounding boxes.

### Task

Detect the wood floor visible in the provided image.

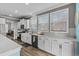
[21,46,54,56]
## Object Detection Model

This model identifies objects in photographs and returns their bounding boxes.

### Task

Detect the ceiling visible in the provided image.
[0,3,58,16]
[0,3,66,20]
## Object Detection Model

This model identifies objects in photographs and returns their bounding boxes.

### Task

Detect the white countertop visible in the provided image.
[37,34,76,41]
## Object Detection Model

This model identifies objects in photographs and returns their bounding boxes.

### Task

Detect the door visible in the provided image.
[52,39,59,56]
[44,37,52,53]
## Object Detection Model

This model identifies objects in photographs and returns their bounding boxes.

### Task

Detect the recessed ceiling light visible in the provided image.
[25,3,29,5]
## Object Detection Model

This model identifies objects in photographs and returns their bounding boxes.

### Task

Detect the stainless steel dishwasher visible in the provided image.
[32,35,38,48]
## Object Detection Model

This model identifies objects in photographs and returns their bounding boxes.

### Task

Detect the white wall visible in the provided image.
[30,15,37,33]
[31,15,37,24]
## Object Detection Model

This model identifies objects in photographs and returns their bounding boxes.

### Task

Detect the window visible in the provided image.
[50,8,69,33]
[38,13,49,32]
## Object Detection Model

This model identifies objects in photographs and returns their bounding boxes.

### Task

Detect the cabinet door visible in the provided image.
[44,37,52,53]
[62,41,74,56]
[21,33,31,44]
[21,33,26,42]
[21,33,27,42]
[52,40,59,56]
[0,24,6,35]
[27,34,31,44]
[0,18,5,24]
[38,37,45,50]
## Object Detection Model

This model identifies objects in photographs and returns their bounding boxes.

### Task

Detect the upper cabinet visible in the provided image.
[0,18,6,24]
[18,19,30,29]
[38,13,49,32]
[26,20,30,29]
[0,18,6,35]
[50,8,69,33]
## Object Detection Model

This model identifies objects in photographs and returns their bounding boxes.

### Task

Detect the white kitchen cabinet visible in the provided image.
[21,33,32,44]
[0,24,6,35]
[62,41,74,56]
[26,34,31,44]
[5,24,8,33]
[38,36,45,50]
[44,37,52,53]
[52,39,59,56]
[0,18,5,24]
[51,39,74,56]
[38,36,75,56]
[21,33,27,42]
[0,18,6,35]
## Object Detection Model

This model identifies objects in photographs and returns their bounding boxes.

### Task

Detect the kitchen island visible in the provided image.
[0,34,22,56]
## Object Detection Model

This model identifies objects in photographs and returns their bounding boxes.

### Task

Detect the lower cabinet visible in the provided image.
[44,37,52,53]
[52,39,60,56]
[38,36,45,50]
[26,35,31,44]
[52,40,75,56]
[38,36,52,53]
[21,33,32,44]
[62,41,74,56]
[38,36,75,56]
